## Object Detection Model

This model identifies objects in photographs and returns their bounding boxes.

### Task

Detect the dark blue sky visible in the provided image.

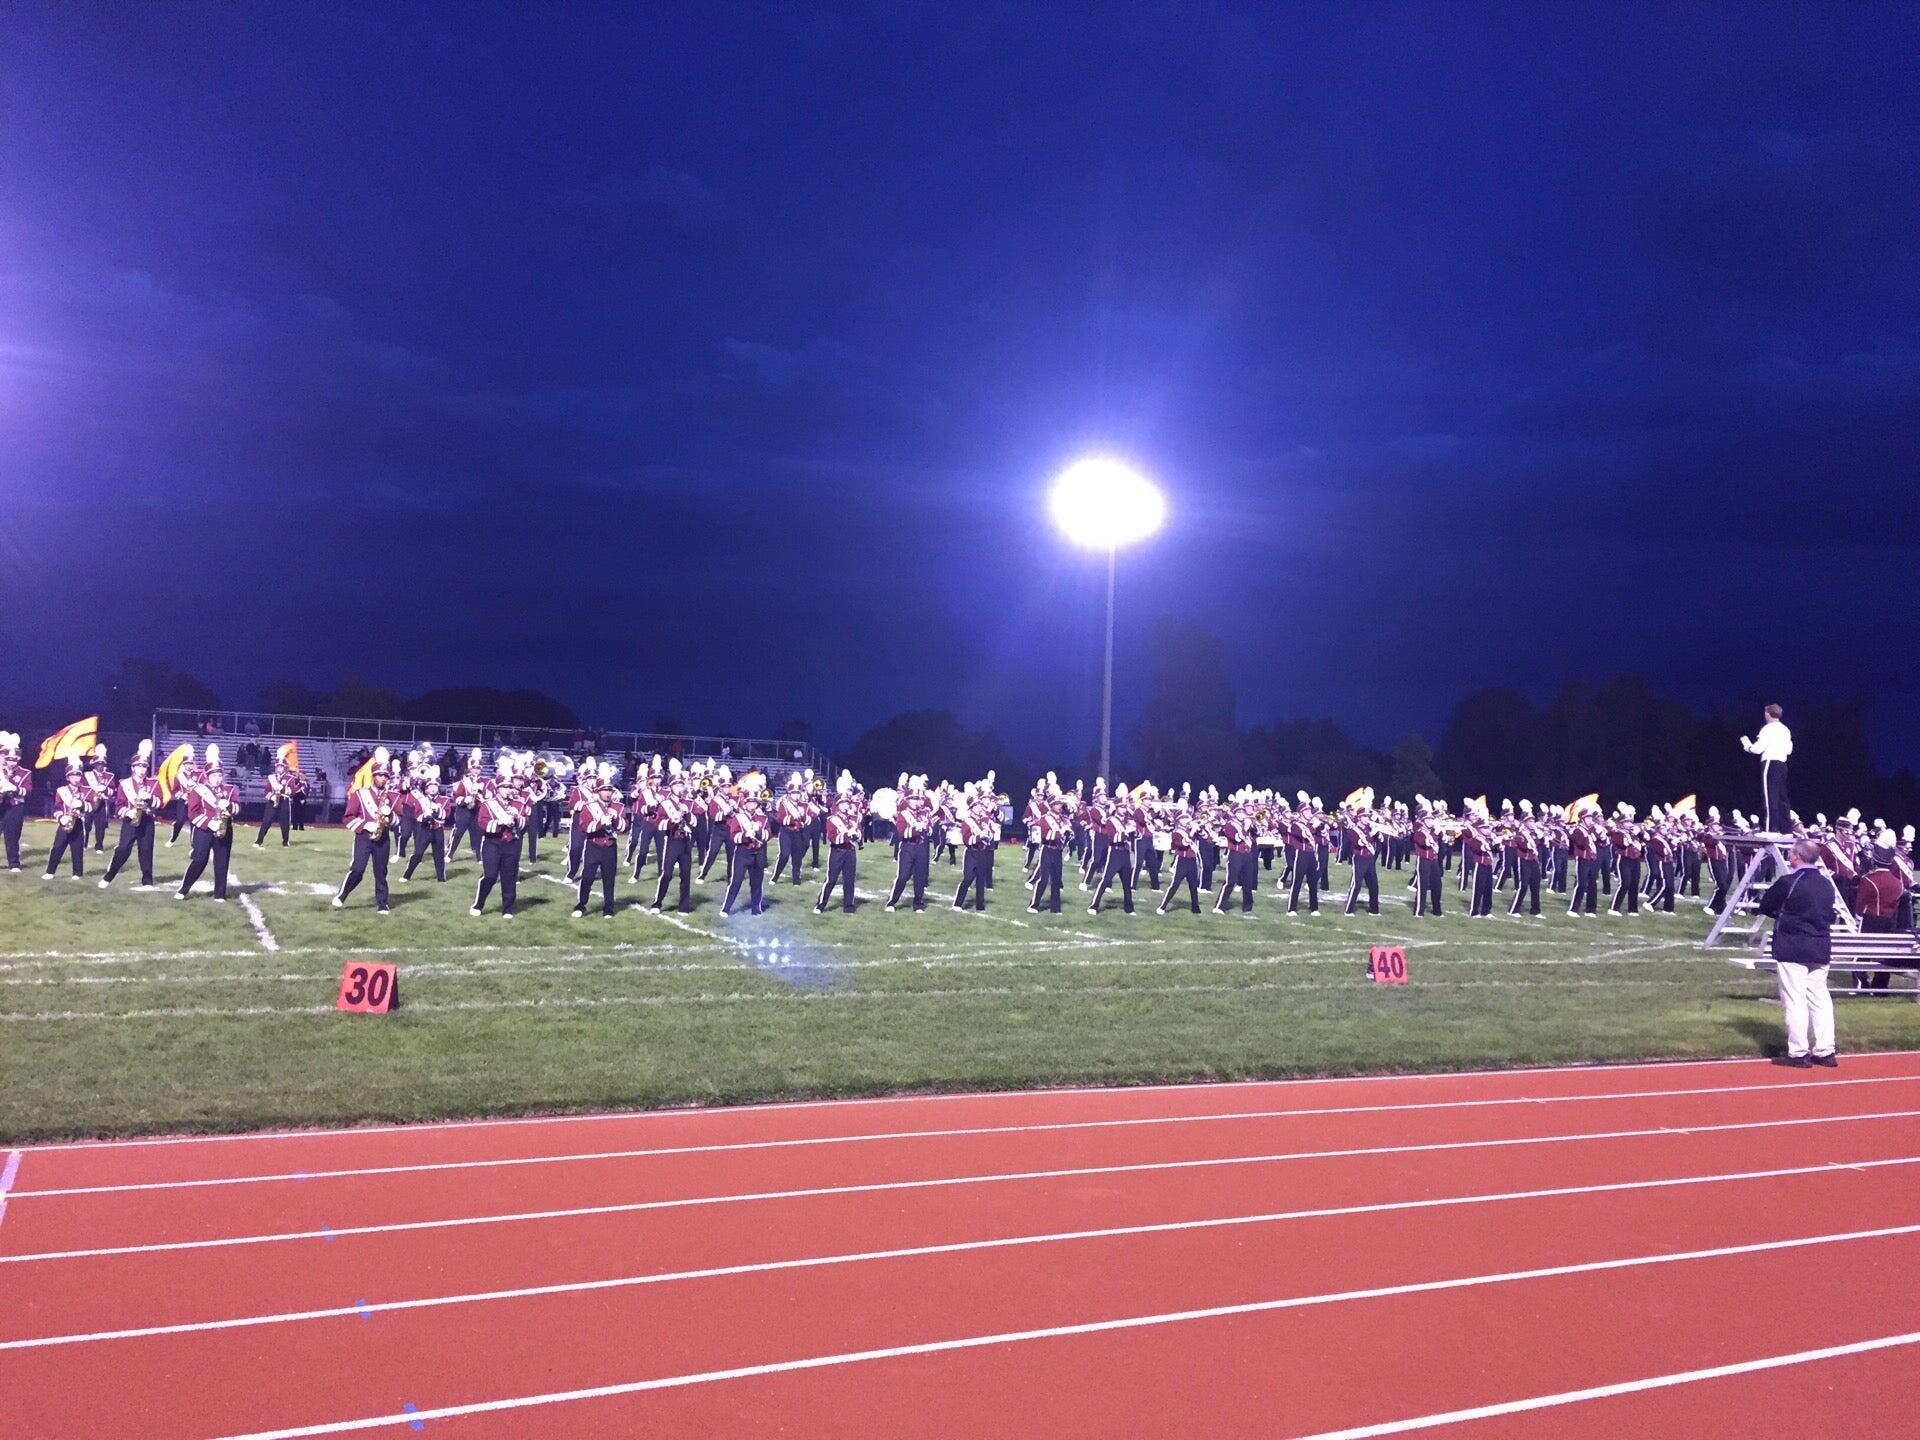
[4,3,1916,765]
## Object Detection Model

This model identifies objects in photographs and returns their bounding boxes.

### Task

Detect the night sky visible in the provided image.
[4,3,1916,766]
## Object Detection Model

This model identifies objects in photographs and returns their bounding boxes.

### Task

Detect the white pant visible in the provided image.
[1776,960,1835,1058]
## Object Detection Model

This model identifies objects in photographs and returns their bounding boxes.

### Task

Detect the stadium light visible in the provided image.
[1048,457,1165,783]
[1048,457,1165,550]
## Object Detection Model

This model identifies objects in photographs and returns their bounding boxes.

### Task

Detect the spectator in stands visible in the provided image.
[1851,846,1906,991]
[1756,838,1839,1067]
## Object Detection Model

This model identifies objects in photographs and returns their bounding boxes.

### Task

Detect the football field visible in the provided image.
[2,820,1915,1140]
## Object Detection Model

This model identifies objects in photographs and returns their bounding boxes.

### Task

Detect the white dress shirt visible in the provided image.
[1744,719,1793,763]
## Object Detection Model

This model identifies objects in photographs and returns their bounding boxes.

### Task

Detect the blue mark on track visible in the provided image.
[403,1403,424,1431]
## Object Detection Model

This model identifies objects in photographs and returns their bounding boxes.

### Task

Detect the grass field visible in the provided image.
[1,818,1914,1141]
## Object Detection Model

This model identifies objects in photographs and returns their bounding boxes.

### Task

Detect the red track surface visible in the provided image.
[5,1053,1920,1438]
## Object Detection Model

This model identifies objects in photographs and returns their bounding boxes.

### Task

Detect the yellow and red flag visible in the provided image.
[349,754,379,792]
[278,740,300,770]
[1671,794,1698,816]
[153,743,194,803]
[35,715,98,769]
[1565,792,1600,822]
[1342,785,1369,807]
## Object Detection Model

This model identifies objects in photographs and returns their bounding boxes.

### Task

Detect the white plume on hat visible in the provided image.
[137,739,153,760]
[205,743,221,766]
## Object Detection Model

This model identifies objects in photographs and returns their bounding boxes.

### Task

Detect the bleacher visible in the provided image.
[151,710,830,817]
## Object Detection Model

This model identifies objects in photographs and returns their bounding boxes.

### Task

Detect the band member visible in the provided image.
[697,765,735,880]
[334,749,395,914]
[1506,811,1543,917]
[1088,782,1138,915]
[1608,805,1643,915]
[1413,802,1446,916]
[1157,799,1204,915]
[1286,803,1320,915]
[651,762,698,913]
[1741,703,1792,834]
[1213,791,1258,915]
[1027,784,1070,914]
[1702,807,1733,913]
[100,739,161,888]
[446,749,485,862]
[254,760,297,847]
[1462,801,1495,916]
[85,742,114,851]
[573,765,625,918]
[44,759,92,879]
[773,774,810,884]
[402,765,451,882]
[176,747,238,902]
[1342,798,1380,916]
[721,773,772,916]
[887,774,935,912]
[952,782,998,911]
[167,753,203,846]
[471,753,524,919]
[815,771,866,914]
[0,731,32,870]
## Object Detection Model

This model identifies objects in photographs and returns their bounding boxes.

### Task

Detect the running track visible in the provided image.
[5,1052,1920,1438]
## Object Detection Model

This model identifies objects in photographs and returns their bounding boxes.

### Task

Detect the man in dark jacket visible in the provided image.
[1756,839,1838,1067]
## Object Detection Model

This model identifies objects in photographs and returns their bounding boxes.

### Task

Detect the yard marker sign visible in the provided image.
[1367,946,1409,985]
[336,961,400,1014]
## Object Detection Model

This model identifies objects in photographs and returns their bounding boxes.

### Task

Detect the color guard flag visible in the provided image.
[349,755,376,792]
[154,743,194,804]
[35,715,98,770]
[1672,794,1698,816]
[278,740,300,770]
[1342,786,1369,807]
[1565,793,1600,822]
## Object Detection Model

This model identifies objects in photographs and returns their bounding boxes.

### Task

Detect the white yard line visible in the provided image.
[0,973,1737,1024]
[12,1081,1915,1198]
[9,1156,1917,1348]
[198,1226,1920,1440]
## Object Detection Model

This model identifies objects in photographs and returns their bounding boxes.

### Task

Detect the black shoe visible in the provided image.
[1773,1055,1812,1068]
[1811,1053,1839,1068]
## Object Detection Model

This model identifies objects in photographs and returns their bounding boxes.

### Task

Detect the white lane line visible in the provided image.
[1290,1331,1920,1440]
[14,1077,1917,1198]
[21,1049,1920,1156]
[199,1225,1920,1440]
[10,1155,1917,1350]
[11,1108,1919,1259]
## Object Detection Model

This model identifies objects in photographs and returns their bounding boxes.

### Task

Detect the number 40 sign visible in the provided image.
[336,961,400,1014]
[1366,947,1409,986]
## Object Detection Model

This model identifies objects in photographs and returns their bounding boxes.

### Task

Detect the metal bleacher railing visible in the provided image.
[151,709,830,814]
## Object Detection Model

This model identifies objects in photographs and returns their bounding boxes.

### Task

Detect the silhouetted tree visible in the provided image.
[1389,731,1444,802]
[843,710,1015,791]
[1132,616,1240,787]
[1433,688,1540,803]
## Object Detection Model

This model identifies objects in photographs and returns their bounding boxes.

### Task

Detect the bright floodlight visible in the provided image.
[1049,457,1165,550]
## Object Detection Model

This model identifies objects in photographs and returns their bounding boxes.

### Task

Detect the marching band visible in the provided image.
[5,728,1915,928]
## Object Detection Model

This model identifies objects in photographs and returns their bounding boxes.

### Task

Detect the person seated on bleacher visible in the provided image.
[1851,846,1905,991]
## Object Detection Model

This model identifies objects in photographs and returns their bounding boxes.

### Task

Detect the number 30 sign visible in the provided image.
[336,961,400,1014]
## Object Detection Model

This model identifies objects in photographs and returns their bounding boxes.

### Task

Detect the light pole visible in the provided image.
[1048,457,1165,783]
